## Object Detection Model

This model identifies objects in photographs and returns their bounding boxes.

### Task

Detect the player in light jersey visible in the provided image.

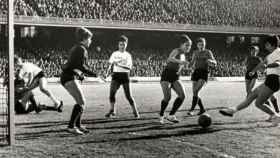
[105,35,140,118]
[220,35,280,125]
[188,38,217,116]
[61,27,99,135]
[14,56,63,112]
[159,35,192,124]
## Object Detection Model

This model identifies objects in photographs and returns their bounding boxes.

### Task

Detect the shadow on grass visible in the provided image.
[76,120,277,144]
[17,117,156,128]
[140,106,225,115]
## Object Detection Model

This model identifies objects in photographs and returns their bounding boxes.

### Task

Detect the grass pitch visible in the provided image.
[0,81,280,158]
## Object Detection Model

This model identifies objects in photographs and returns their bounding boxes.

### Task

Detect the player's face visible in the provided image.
[197,41,206,50]
[118,41,127,51]
[265,42,273,52]
[181,41,192,53]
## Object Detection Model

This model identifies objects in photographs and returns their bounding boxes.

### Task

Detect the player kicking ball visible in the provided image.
[105,35,140,118]
[220,35,280,125]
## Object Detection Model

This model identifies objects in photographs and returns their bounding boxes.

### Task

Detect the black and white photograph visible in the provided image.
[0,0,280,157]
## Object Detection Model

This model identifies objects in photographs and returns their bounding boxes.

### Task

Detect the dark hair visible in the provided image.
[76,27,93,42]
[118,35,128,43]
[178,34,192,45]
[197,37,206,43]
[264,35,279,47]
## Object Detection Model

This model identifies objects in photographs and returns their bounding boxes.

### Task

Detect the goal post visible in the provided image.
[8,0,15,145]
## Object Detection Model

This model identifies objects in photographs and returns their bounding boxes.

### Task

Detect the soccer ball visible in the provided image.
[198,113,212,128]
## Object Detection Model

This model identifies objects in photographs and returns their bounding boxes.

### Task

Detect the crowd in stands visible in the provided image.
[0,47,249,78]
[0,0,279,27]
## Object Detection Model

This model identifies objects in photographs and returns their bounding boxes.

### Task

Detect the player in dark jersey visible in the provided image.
[245,46,262,95]
[159,35,192,124]
[60,27,98,135]
[188,38,217,116]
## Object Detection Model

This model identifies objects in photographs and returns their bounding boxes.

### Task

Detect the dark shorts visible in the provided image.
[112,72,130,84]
[33,71,45,82]
[15,101,28,114]
[191,69,208,81]
[245,71,258,80]
[264,74,280,92]
[60,72,74,86]
[60,70,84,86]
[160,69,179,83]
[31,71,45,83]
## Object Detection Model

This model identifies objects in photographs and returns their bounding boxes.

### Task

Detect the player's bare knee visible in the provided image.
[163,96,171,102]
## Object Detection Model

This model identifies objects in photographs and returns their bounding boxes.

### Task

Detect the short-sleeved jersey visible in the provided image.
[193,49,215,70]
[109,51,132,73]
[266,48,280,75]
[166,48,185,72]
[18,62,42,84]
[246,56,262,72]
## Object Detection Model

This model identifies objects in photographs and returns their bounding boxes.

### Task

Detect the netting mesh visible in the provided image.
[0,78,8,144]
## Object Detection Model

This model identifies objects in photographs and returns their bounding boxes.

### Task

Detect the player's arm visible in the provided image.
[79,48,97,77]
[167,49,188,65]
[266,60,280,68]
[207,51,217,66]
[189,52,196,68]
[250,58,267,75]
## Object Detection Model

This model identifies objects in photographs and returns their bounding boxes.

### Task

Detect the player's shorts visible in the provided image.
[191,69,208,81]
[264,74,280,92]
[34,71,45,80]
[245,71,258,80]
[160,69,179,83]
[15,100,28,114]
[60,70,84,86]
[29,71,46,85]
[111,72,130,84]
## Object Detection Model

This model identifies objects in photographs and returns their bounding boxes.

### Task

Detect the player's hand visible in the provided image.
[249,72,254,77]
[207,60,217,67]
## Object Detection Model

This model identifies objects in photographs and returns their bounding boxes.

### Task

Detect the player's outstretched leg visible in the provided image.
[39,77,63,112]
[219,86,259,117]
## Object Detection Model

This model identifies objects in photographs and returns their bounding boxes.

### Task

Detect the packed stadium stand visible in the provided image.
[0,45,248,78]
[0,0,280,27]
